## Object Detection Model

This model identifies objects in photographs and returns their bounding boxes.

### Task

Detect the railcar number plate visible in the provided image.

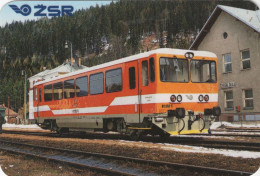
[162,104,173,108]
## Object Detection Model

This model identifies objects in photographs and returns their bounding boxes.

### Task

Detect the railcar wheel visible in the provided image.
[129,130,141,141]
[56,128,63,136]
[56,128,69,136]
[159,131,170,139]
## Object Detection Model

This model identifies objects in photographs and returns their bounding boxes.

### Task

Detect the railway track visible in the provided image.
[0,139,253,176]
[3,130,260,152]
[4,129,260,138]
[4,131,260,152]
[212,129,260,133]
[188,133,260,138]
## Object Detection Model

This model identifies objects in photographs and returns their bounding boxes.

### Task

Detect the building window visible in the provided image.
[224,90,234,109]
[90,72,104,95]
[241,49,250,69]
[106,68,122,93]
[64,79,75,99]
[53,82,63,100]
[223,32,228,39]
[129,67,136,89]
[223,53,232,73]
[243,89,253,108]
[76,76,88,97]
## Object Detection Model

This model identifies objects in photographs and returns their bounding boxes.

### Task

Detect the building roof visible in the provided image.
[29,62,87,82]
[190,5,260,50]
[0,104,18,117]
[29,69,50,79]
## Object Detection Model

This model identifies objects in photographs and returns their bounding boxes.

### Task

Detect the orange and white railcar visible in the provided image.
[32,48,221,139]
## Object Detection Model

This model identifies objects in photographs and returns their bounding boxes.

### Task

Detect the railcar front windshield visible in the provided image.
[190,60,216,83]
[160,57,189,82]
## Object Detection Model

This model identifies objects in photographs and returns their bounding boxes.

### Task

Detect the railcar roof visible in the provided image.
[34,48,217,86]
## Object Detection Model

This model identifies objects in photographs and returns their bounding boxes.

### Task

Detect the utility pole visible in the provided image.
[65,41,73,71]
[4,47,6,61]
[22,70,27,124]
[8,96,9,119]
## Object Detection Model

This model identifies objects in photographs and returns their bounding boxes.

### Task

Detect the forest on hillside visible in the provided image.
[0,0,256,113]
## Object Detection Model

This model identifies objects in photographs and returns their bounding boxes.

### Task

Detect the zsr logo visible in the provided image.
[9,4,74,17]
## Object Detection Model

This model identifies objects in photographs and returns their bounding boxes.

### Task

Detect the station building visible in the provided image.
[190,5,260,122]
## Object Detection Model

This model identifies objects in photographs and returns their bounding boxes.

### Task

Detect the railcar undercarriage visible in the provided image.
[36,106,221,140]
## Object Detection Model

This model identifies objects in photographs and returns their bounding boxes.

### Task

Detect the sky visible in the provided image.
[0,1,112,27]
[0,0,260,27]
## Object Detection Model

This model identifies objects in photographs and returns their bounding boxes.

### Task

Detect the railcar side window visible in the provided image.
[149,58,155,82]
[39,88,42,102]
[190,60,216,83]
[53,82,63,100]
[33,88,37,101]
[129,67,136,89]
[64,79,75,99]
[142,60,149,86]
[106,68,122,93]
[44,84,53,101]
[76,76,88,97]
[160,58,188,82]
[90,72,104,95]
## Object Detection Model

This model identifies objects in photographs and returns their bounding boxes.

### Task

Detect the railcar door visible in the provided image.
[139,57,156,121]
[37,88,42,119]
[125,61,140,123]
[34,88,42,121]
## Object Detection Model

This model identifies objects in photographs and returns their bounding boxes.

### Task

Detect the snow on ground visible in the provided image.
[118,140,260,159]
[175,134,235,140]
[252,168,260,176]
[212,131,260,135]
[3,123,42,130]
[210,122,260,129]
[161,143,260,159]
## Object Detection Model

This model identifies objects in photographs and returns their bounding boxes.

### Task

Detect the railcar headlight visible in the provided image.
[177,95,182,102]
[155,117,164,122]
[185,52,194,59]
[198,95,204,102]
[170,95,176,102]
[204,95,209,102]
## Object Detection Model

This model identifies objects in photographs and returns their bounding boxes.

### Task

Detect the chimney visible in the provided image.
[78,58,81,67]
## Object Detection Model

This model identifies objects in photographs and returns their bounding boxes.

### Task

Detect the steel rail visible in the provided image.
[168,137,260,146]
[3,130,260,151]
[0,139,253,176]
[0,141,135,176]
[212,129,260,133]
[166,138,260,152]
[187,133,260,138]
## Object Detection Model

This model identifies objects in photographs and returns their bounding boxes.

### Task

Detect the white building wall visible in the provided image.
[197,11,260,120]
